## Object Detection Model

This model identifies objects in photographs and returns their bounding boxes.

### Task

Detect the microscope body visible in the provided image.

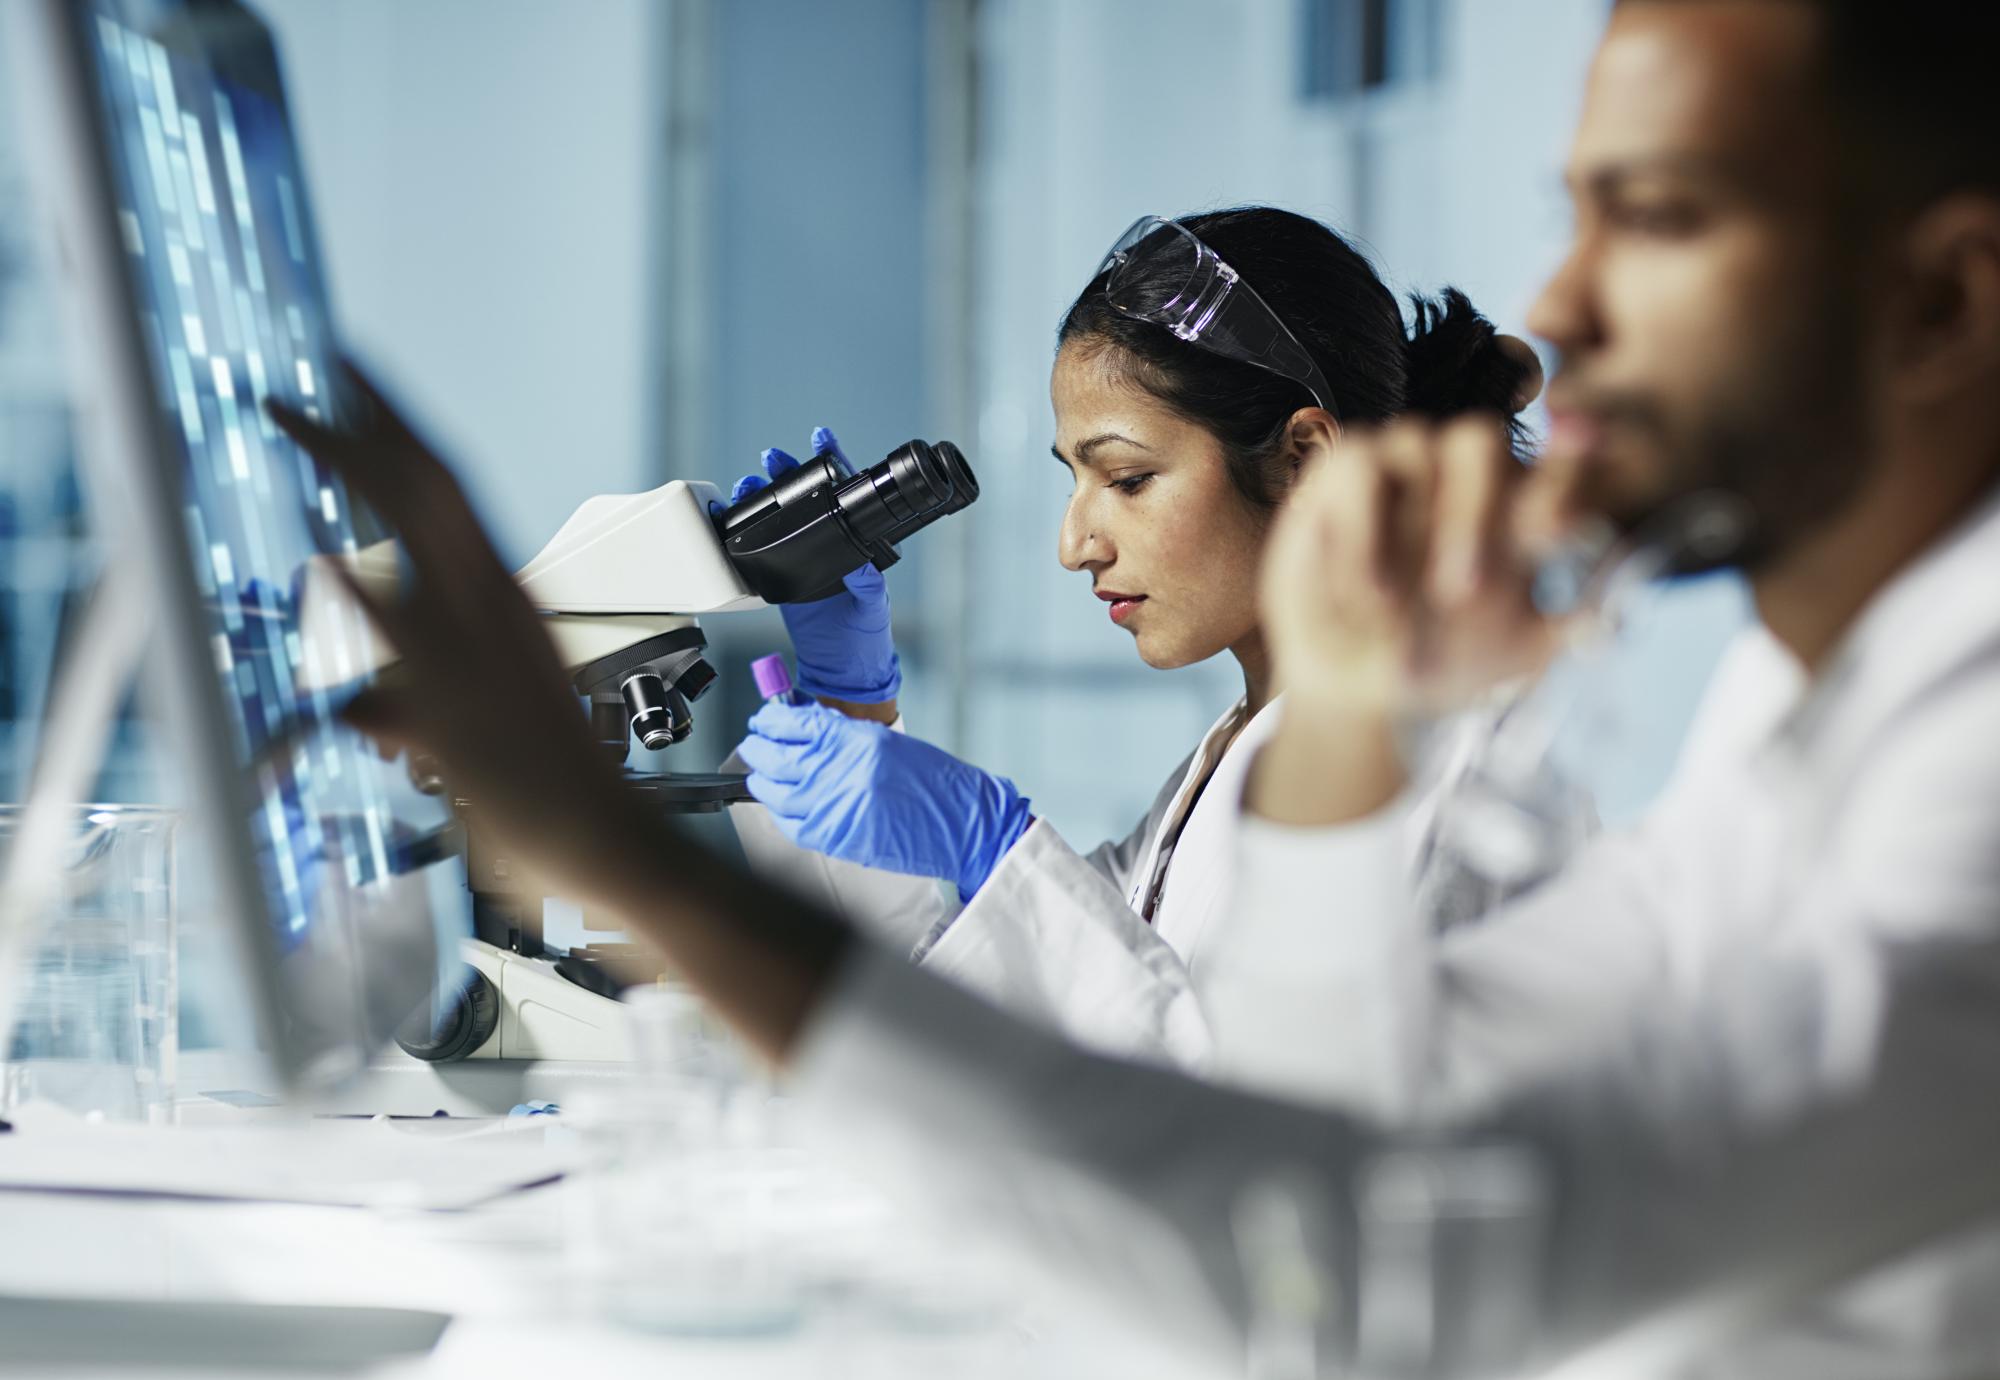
[523,477,758,752]
[303,440,979,1084]
[472,477,760,961]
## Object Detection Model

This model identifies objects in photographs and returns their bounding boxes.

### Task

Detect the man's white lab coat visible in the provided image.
[785,487,2000,1377]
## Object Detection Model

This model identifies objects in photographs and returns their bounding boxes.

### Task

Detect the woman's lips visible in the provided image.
[1097,591,1146,625]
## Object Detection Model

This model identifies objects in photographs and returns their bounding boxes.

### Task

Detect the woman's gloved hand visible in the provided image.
[736,700,1032,901]
[730,427,900,704]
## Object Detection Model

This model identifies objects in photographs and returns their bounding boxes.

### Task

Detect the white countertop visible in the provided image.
[0,1053,1217,1379]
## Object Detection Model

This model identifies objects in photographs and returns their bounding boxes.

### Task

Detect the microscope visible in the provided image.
[350,438,980,1095]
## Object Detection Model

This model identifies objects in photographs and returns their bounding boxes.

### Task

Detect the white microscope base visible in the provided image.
[461,939,632,1062]
[324,940,639,1117]
[314,1054,636,1118]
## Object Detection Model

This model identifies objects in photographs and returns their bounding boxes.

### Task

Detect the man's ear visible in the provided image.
[1281,408,1342,493]
[1886,195,2000,406]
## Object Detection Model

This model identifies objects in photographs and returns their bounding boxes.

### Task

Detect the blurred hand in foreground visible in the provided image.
[1250,416,1581,827]
[269,365,856,1062]
[267,368,657,911]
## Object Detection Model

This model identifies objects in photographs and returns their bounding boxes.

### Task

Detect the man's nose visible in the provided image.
[1527,238,1602,359]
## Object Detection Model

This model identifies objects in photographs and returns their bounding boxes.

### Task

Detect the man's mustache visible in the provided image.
[1540,379,1667,434]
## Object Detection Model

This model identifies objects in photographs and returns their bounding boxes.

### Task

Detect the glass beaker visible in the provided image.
[0,804,179,1123]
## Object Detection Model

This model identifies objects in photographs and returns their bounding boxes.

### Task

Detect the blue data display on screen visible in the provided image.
[84,2,441,947]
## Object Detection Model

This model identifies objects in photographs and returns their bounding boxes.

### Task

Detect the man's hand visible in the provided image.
[1249,417,1569,827]
[267,363,852,1065]
[267,367,661,913]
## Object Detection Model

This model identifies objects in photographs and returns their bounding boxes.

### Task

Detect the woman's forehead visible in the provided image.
[1052,343,1181,433]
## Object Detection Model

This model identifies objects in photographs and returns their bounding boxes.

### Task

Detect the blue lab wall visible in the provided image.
[710,1,932,489]
[683,0,940,780]
[255,0,671,568]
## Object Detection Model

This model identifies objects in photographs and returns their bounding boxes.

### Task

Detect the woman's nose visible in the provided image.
[1058,492,1109,572]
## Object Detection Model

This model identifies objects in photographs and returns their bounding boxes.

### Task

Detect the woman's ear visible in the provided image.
[1280,408,1342,492]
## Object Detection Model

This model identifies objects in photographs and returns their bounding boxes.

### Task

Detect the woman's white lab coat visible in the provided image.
[729,695,1591,1101]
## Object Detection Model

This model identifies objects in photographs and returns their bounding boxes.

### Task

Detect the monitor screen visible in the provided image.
[68,0,456,1078]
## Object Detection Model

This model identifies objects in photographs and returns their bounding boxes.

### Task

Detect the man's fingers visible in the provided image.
[1373,422,1439,595]
[265,398,353,466]
[1264,418,1571,717]
[271,385,509,604]
[1258,467,1331,624]
[267,399,404,527]
[328,361,481,535]
[328,558,417,656]
[1431,417,1518,605]
[337,358,423,449]
[341,685,422,759]
[762,446,801,480]
[1315,439,1405,608]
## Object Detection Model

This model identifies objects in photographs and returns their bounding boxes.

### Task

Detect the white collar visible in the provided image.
[1764,481,2000,766]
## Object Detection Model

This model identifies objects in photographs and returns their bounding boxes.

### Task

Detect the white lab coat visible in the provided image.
[786,486,2000,1378]
[732,695,1592,1094]
[917,697,1284,1066]
[1200,487,2000,1375]
[728,702,1271,1068]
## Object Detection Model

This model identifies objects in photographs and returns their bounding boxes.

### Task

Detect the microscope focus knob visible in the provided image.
[622,672,692,750]
[394,966,500,1063]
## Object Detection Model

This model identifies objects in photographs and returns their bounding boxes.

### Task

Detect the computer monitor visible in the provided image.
[8,0,460,1087]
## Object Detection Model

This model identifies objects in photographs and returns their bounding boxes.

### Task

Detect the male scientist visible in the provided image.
[273,1,2000,1374]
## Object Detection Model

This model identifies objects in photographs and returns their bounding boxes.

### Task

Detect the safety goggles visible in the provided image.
[1094,215,1340,419]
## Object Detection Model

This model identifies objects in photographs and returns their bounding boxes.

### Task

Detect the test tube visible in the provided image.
[750,654,809,708]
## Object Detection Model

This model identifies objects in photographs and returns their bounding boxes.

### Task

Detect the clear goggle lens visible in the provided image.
[1096,216,1339,418]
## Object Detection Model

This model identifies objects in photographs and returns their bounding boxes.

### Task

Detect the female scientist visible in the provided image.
[728,206,1583,1099]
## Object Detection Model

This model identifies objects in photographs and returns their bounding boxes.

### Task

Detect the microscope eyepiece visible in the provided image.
[714,439,979,604]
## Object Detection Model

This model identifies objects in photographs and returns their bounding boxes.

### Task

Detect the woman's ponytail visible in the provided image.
[1408,288,1528,454]
[1402,288,1536,449]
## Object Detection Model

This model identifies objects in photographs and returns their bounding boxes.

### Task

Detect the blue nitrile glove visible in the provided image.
[726,427,900,703]
[736,700,1032,901]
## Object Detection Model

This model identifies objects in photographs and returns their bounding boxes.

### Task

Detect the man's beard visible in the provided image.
[1570,314,1876,579]
[1675,380,1875,577]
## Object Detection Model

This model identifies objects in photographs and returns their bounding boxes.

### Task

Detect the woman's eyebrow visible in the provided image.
[1052,432,1151,468]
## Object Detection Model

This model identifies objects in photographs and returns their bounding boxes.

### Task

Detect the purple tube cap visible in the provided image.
[751,653,795,701]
